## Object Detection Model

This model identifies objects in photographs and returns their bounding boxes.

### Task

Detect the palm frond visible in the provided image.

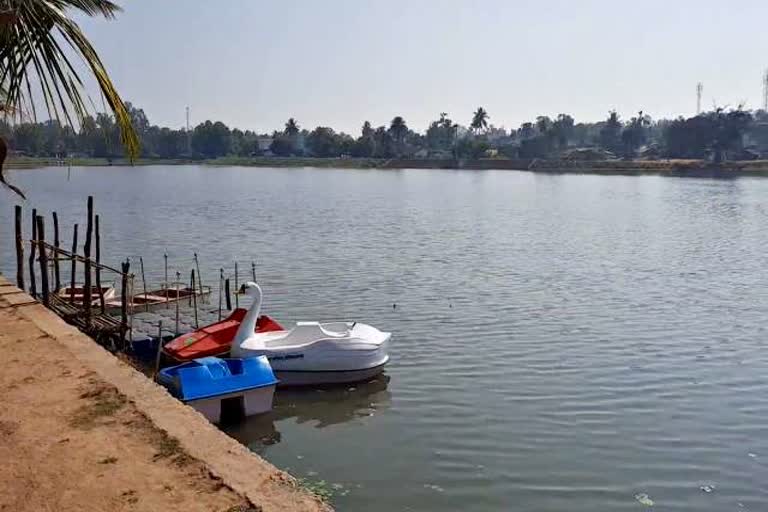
[0,0,138,159]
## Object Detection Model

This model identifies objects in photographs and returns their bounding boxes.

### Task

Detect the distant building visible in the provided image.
[256,137,273,152]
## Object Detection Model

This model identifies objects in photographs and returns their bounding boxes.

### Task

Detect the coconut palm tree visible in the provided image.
[284,118,300,136]
[470,107,489,133]
[0,0,139,197]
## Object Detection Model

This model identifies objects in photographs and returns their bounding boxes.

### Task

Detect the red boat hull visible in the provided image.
[162,309,283,363]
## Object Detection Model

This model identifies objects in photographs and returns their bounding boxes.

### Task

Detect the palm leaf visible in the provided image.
[0,0,138,197]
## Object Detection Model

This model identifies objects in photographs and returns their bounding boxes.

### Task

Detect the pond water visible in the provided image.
[2,165,768,511]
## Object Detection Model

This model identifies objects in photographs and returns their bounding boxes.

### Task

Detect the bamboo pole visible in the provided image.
[83,196,93,326]
[52,211,61,292]
[69,224,78,303]
[139,256,148,312]
[188,269,193,307]
[174,271,181,335]
[120,259,130,347]
[14,205,24,290]
[191,269,199,329]
[28,208,37,298]
[95,215,105,314]
[194,252,204,298]
[234,261,239,308]
[36,216,49,306]
[218,268,223,320]
[225,278,232,310]
[153,320,164,378]
[164,252,169,308]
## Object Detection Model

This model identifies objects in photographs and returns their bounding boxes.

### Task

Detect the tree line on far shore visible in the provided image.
[3,103,768,163]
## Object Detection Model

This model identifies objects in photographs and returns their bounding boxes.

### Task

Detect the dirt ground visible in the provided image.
[0,280,329,512]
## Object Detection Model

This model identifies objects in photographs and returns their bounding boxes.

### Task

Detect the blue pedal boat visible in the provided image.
[157,356,278,424]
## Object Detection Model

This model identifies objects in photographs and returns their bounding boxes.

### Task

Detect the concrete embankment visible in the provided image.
[0,276,330,512]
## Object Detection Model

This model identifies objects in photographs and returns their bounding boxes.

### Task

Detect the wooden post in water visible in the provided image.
[28,208,37,298]
[191,269,199,329]
[251,260,256,281]
[224,278,232,310]
[234,261,239,308]
[139,256,148,312]
[36,216,50,306]
[163,252,169,307]
[218,268,223,320]
[14,205,24,290]
[95,215,106,313]
[174,271,181,335]
[120,259,130,347]
[69,224,78,303]
[153,320,164,378]
[188,269,193,307]
[194,252,204,298]
[83,196,94,326]
[52,212,61,292]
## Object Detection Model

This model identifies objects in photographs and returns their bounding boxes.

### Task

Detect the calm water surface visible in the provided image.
[3,165,768,511]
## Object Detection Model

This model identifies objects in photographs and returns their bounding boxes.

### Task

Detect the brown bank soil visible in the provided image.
[0,277,329,512]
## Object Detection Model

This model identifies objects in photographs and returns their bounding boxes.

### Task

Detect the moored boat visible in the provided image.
[231,282,391,386]
[157,356,278,424]
[106,282,212,314]
[57,284,116,306]
[162,308,284,363]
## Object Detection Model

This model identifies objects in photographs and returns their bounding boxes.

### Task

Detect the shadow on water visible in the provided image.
[222,374,391,453]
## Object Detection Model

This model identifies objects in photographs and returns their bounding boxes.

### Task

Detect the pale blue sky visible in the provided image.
[77,0,768,134]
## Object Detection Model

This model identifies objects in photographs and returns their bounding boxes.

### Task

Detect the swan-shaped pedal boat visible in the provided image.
[230,282,391,386]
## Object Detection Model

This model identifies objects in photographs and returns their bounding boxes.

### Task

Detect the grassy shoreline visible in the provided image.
[8,155,768,177]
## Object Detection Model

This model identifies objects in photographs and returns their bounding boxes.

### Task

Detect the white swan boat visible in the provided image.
[230,282,391,386]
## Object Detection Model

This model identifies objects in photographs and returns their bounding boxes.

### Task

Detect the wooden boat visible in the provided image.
[162,308,283,363]
[57,284,116,306]
[106,283,212,314]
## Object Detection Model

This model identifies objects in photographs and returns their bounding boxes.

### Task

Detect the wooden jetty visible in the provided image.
[14,198,134,348]
[11,196,225,357]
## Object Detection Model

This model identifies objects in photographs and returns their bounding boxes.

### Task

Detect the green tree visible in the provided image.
[389,116,408,156]
[426,112,456,151]
[620,111,651,158]
[284,118,300,136]
[470,107,489,133]
[352,121,376,157]
[0,0,139,197]
[551,114,575,149]
[307,126,346,157]
[518,122,536,140]
[535,116,552,135]
[191,120,231,158]
[599,111,622,154]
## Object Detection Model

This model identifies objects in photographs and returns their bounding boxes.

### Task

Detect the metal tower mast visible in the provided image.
[185,106,191,153]
[696,82,703,114]
[763,70,768,111]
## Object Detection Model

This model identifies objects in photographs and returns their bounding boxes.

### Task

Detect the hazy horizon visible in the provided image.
[74,0,768,134]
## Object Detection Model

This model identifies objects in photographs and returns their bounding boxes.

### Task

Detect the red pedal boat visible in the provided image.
[162,309,283,363]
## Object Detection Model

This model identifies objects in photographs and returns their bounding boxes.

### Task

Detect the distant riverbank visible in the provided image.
[8,155,768,177]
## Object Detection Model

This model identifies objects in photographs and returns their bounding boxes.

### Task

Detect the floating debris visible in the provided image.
[634,493,654,506]
[424,484,445,493]
[700,485,715,493]
[748,453,757,458]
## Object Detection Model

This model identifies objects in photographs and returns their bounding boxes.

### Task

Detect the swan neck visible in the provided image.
[235,288,262,344]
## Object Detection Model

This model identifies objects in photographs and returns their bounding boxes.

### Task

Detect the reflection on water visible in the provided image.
[223,375,391,454]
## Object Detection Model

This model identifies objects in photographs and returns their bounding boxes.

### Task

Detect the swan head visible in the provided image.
[238,281,262,298]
